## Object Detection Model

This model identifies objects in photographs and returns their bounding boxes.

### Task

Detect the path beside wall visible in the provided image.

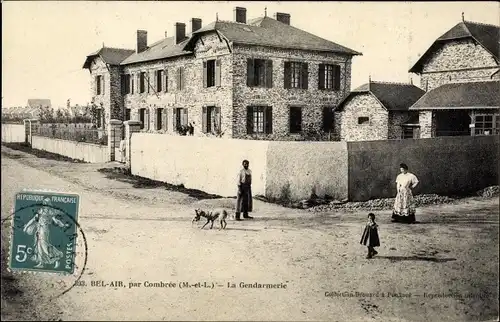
[1,124,25,143]
[32,136,109,163]
[348,136,500,201]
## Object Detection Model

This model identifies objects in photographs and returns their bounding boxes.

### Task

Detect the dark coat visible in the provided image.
[360,223,380,247]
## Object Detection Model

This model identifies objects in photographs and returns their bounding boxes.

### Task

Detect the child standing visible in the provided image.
[360,213,380,259]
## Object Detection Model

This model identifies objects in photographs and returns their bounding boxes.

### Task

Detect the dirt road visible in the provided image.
[1,145,498,321]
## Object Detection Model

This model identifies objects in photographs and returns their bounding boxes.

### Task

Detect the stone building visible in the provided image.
[334,81,425,141]
[408,18,500,138]
[82,7,361,140]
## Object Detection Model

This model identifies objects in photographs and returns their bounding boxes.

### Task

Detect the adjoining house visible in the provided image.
[409,18,500,138]
[82,7,362,140]
[333,80,425,141]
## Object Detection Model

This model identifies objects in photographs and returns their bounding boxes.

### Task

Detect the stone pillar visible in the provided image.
[418,111,436,138]
[23,119,40,146]
[123,120,142,168]
[108,119,123,162]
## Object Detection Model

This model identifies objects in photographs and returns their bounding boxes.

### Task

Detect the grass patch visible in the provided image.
[2,142,85,163]
[97,167,224,200]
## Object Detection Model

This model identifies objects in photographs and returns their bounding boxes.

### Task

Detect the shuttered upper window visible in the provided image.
[318,64,341,90]
[203,59,222,88]
[284,62,308,89]
[247,59,273,88]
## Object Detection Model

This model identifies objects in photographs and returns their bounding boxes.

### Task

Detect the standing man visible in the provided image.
[119,134,126,163]
[235,159,253,221]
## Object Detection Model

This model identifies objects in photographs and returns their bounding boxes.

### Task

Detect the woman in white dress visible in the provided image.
[392,163,419,224]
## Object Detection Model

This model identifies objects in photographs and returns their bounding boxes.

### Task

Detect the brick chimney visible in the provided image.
[191,18,202,33]
[174,23,186,44]
[274,12,290,25]
[136,30,148,53]
[234,7,247,24]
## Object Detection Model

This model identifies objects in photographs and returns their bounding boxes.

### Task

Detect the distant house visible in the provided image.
[334,81,425,141]
[27,99,51,109]
[409,19,500,137]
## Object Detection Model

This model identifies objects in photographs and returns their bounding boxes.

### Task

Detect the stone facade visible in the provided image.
[88,31,353,141]
[419,111,436,138]
[232,44,352,140]
[388,111,413,139]
[336,94,389,142]
[419,39,499,91]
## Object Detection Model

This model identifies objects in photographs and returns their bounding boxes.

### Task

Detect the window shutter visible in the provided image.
[145,108,150,130]
[301,63,308,89]
[154,70,158,92]
[183,108,188,126]
[173,108,178,130]
[215,59,222,87]
[164,69,168,92]
[120,75,125,95]
[334,65,341,90]
[265,60,273,88]
[265,106,273,134]
[318,64,325,90]
[284,62,291,89]
[102,75,105,94]
[203,61,208,88]
[131,74,134,94]
[162,108,168,131]
[247,59,254,86]
[246,106,253,134]
[177,68,181,90]
[216,106,221,134]
[137,74,141,93]
[322,106,334,131]
[202,106,207,133]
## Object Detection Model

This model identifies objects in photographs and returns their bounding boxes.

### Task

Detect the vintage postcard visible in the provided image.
[1,1,499,321]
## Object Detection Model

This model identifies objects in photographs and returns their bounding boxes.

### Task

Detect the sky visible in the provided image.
[2,1,499,108]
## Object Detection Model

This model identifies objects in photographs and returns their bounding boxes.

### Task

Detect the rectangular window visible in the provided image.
[156,70,163,92]
[125,108,131,121]
[164,69,169,92]
[139,108,146,129]
[247,106,272,134]
[202,106,221,133]
[174,108,188,132]
[131,75,135,94]
[403,127,415,139]
[475,114,499,135]
[156,108,163,130]
[121,74,131,95]
[177,67,185,91]
[284,62,308,89]
[96,75,103,95]
[139,72,146,93]
[289,106,302,134]
[246,59,273,88]
[318,64,341,90]
[358,117,370,125]
[322,106,334,132]
[96,108,102,128]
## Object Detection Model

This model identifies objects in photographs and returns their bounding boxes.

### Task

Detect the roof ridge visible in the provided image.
[102,46,135,52]
[464,20,500,29]
[370,80,415,86]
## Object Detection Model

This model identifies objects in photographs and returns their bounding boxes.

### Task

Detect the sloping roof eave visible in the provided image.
[120,51,192,66]
[232,40,362,56]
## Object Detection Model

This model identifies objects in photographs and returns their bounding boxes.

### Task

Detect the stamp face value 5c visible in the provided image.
[10,191,80,275]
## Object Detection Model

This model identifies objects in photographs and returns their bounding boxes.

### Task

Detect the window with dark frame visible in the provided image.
[246,59,273,88]
[358,117,370,125]
[322,106,335,132]
[131,75,135,94]
[318,64,341,90]
[284,62,308,89]
[403,127,415,139]
[246,106,273,134]
[125,108,131,121]
[174,108,188,131]
[121,74,131,95]
[202,106,220,133]
[164,69,169,92]
[96,108,102,128]
[139,108,146,129]
[139,72,146,93]
[156,70,163,92]
[96,75,103,95]
[156,108,163,130]
[289,106,302,134]
[474,114,499,135]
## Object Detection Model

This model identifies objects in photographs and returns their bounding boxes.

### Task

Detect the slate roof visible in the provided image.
[119,16,361,65]
[83,47,136,69]
[336,81,426,112]
[410,20,500,73]
[409,81,500,110]
[27,99,51,108]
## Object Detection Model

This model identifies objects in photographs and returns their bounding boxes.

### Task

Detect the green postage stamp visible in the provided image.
[9,191,80,274]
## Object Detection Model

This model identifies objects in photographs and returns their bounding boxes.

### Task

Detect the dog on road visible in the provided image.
[192,208,228,230]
